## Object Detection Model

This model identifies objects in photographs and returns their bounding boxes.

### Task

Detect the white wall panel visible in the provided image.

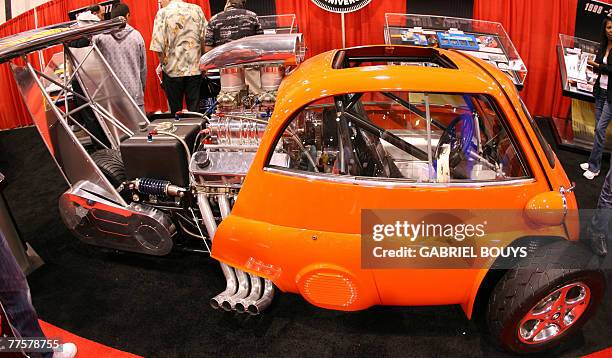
[10,0,48,18]
[0,0,6,25]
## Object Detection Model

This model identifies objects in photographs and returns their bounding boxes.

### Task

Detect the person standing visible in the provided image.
[76,4,104,25]
[585,155,611,256]
[584,16,612,180]
[94,3,147,113]
[0,232,77,358]
[150,0,207,115]
[204,0,263,94]
[204,0,263,52]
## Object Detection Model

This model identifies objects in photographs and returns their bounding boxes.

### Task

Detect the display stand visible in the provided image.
[258,14,297,34]
[553,33,612,153]
[384,13,527,90]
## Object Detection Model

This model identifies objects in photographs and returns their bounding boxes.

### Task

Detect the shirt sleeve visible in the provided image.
[204,18,214,47]
[254,16,263,36]
[149,10,165,53]
[199,8,207,41]
[139,37,147,89]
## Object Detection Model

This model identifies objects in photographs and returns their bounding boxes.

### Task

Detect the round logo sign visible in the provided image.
[310,0,372,13]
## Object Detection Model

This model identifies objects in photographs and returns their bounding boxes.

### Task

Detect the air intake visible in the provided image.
[299,271,358,309]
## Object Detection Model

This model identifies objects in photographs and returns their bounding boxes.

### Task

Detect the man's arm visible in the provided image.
[139,37,147,89]
[150,10,166,67]
[203,16,215,54]
[199,8,208,54]
[253,16,263,36]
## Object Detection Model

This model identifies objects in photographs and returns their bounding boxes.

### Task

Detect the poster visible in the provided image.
[575,0,612,42]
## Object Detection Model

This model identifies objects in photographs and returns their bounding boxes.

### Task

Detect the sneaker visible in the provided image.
[580,162,590,171]
[53,343,77,358]
[583,169,600,180]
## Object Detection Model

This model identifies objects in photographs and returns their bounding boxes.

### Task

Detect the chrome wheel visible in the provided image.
[518,282,591,344]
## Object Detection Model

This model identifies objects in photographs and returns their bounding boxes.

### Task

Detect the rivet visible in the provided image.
[311,235,318,241]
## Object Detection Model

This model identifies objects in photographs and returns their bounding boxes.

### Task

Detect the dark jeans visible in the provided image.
[587,155,612,256]
[587,89,612,173]
[162,72,202,115]
[0,233,50,358]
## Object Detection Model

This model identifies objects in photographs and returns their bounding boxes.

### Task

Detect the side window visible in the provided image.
[267,92,531,183]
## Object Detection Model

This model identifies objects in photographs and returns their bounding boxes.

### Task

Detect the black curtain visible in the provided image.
[406,0,474,19]
[5,0,11,21]
[209,0,276,17]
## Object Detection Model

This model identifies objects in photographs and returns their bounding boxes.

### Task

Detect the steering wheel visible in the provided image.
[433,113,476,179]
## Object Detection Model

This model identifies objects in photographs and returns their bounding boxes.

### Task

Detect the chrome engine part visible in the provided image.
[198,192,274,314]
[190,33,305,314]
[218,67,248,109]
[205,113,268,146]
[59,181,176,256]
[220,67,246,92]
[258,64,284,105]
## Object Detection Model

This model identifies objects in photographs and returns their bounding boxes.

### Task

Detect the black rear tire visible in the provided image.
[486,240,605,354]
[90,149,126,188]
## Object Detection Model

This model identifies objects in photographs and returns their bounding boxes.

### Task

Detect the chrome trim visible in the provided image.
[263,167,535,188]
[559,183,575,217]
[59,181,174,255]
[199,34,304,70]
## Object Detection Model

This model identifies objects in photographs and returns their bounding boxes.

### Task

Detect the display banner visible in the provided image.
[310,0,372,14]
[68,0,118,21]
[402,0,473,19]
[575,0,612,42]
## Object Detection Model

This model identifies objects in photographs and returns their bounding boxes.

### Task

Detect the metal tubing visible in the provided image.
[217,194,250,311]
[221,269,250,311]
[92,46,149,125]
[247,279,275,315]
[197,193,238,310]
[235,274,263,313]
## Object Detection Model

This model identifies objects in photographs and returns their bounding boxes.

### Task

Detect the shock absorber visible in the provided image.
[134,178,187,197]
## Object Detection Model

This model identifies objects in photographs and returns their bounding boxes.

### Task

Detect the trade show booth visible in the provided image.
[0,1,609,358]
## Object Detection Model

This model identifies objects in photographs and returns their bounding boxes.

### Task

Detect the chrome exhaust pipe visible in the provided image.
[235,274,263,313]
[197,193,238,310]
[217,194,251,311]
[247,279,274,315]
[221,268,250,311]
[210,263,237,310]
[207,193,275,314]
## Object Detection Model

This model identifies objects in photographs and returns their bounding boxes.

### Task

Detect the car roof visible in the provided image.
[272,45,517,126]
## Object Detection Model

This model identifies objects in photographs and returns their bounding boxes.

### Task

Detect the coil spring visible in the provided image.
[138,178,170,196]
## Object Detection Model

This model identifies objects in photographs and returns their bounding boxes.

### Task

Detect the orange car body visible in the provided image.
[211,46,577,318]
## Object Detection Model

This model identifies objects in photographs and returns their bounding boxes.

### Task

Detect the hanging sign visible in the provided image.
[310,0,372,14]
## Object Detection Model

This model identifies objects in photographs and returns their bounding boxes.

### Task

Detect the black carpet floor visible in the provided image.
[0,118,610,358]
